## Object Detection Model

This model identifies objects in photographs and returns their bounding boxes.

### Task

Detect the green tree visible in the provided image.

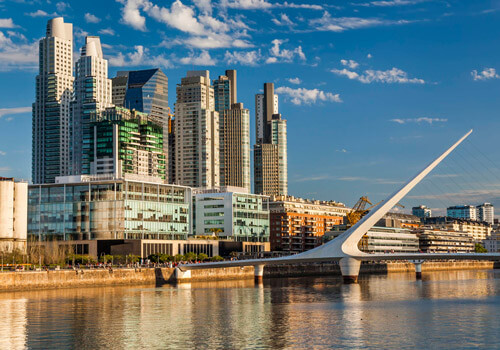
[174,254,184,262]
[197,253,209,261]
[184,252,197,261]
[210,255,224,262]
[475,243,488,253]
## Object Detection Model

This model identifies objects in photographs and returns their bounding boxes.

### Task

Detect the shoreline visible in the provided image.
[0,260,497,292]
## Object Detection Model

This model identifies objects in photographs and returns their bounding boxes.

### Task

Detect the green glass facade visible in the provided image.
[28,180,191,241]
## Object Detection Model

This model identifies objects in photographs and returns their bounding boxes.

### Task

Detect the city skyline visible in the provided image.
[1,1,500,211]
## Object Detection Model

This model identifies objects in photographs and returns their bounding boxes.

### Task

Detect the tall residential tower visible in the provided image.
[72,36,112,175]
[174,71,219,188]
[254,83,287,196]
[32,17,74,183]
[214,70,250,192]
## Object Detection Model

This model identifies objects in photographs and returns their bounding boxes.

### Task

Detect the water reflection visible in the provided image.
[0,270,500,349]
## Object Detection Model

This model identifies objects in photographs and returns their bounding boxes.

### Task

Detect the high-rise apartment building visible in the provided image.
[477,203,494,225]
[447,205,477,221]
[214,70,250,192]
[412,205,432,218]
[174,71,219,188]
[32,17,74,183]
[254,82,287,196]
[0,177,27,253]
[88,107,167,180]
[72,36,112,175]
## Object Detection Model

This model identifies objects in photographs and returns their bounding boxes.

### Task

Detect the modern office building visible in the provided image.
[254,83,287,196]
[72,36,113,175]
[447,205,477,221]
[477,203,494,225]
[174,71,219,188]
[32,17,74,184]
[414,228,474,253]
[28,175,191,242]
[412,205,432,218]
[193,187,270,242]
[422,216,492,242]
[269,196,348,252]
[214,70,251,192]
[0,178,28,253]
[88,106,167,181]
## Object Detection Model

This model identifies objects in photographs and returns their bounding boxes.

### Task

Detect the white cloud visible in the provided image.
[310,12,411,32]
[224,50,261,66]
[276,2,323,10]
[56,2,70,12]
[120,0,148,31]
[360,0,425,7]
[0,106,31,118]
[390,117,447,124]
[332,67,425,84]
[336,149,348,153]
[287,77,301,84]
[108,45,173,68]
[275,86,342,105]
[193,0,212,14]
[0,18,16,28]
[26,10,58,17]
[179,50,216,66]
[0,151,6,156]
[0,32,38,71]
[85,13,101,23]
[367,53,372,58]
[98,28,115,36]
[341,59,359,69]
[471,68,500,81]
[272,13,294,26]
[147,0,206,35]
[223,0,273,9]
[184,33,253,49]
[267,39,305,63]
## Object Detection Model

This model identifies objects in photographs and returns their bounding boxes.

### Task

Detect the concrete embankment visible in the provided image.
[0,261,497,291]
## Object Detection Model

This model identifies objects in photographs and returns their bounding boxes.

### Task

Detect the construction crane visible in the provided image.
[345,196,405,226]
[166,107,174,133]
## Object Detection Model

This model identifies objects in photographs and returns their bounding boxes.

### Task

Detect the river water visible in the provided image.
[1,270,500,349]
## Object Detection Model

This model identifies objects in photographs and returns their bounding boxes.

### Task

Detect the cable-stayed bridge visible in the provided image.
[178,129,500,283]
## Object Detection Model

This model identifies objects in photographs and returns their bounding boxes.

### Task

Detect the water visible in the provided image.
[2,270,500,349]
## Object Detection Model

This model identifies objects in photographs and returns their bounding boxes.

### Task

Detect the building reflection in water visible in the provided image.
[0,297,27,349]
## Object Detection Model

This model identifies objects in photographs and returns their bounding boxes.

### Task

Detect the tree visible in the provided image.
[184,252,197,262]
[475,243,488,253]
[229,251,238,259]
[174,254,184,262]
[210,255,224,262]
[197,253,209,261]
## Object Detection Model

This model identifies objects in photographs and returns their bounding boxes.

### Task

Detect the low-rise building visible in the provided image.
[422,216,492,242]
[0,177,28,253]
[376,212,421,229]
[28,175,191,242]
[193,186,270,242]
[414,228,474,253]
[269,195,349,252]
[325,226,419,254]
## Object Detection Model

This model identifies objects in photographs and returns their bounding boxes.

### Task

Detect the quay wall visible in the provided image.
[0,261,497,291]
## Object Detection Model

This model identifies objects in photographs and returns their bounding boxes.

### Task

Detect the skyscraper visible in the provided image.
[254,83,287,196]
[477,203,494,225]
[214,70,250,192]
[447,205,477,221]
[72,36,112,175]
[32,17,74,184]
[174,70,219,188]
[412,205,432,218]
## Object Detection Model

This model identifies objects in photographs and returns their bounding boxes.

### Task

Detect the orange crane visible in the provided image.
[166,107,174,133]
[345,196,404,226]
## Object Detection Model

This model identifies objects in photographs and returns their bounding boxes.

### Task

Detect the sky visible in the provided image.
[1,0,500,213]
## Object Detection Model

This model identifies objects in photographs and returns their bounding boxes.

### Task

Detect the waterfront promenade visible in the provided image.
[0,261,497,292]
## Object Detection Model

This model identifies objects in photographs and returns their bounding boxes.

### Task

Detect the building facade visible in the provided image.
[447,205,477,221]
[72,36,113,176]
[423,216,492,242]
[477,203,494,225]
[269,196,348,252]
[174,71,219,188]
[0,178,28,252]
[88,107,167,181]
[412,205,432,218]
[415,228,474,253]
[193,187,270,242]
[28,176,191,241]
[33,17,74,184]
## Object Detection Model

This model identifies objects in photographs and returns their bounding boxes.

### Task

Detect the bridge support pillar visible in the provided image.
[339,257,361,284]
[410,260,424,280]
[174,268,191,282]
[254,265,264,283]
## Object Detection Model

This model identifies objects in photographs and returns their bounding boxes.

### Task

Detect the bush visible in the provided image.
[210,255,224,262]
[127,254,141,263]
[174,254,184,262]
[183,252,197,262]
[475,243,488,253]
[197,253,209,261]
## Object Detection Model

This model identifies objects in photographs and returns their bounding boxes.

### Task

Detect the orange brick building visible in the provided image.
[269,196,349,252]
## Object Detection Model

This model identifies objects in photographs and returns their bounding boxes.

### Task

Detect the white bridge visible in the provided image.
[178,130,500,283]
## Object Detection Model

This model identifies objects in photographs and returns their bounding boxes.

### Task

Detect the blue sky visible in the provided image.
[1,0,500,212]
